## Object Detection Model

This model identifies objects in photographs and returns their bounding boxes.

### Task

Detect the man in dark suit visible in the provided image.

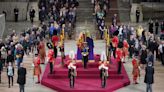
[136,7,140,23]
[144,62,154,92]
[29,7,35,23]
[39,7,46,24]
[17,63,26,92]
[14,6,19,22]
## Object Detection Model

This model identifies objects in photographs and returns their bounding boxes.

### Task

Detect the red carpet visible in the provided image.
[41,55,130,92]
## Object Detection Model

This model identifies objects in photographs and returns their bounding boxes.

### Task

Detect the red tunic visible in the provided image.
[116,48,123,62]
[123,40,129,48]
[132,58,137,66]
[33,56,41,76]
[48,49,55,63]
[123,40,129,57]
[39,41,46,60]
[37,41,46,64]
[132,58,139,77]
[112,36,119,47]
[52,35,59,47]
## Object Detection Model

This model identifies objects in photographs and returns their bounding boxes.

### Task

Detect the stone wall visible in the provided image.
[0,2,28,21]
[0,14,5,39]
[130,3,143,22]
[141,2,164,20]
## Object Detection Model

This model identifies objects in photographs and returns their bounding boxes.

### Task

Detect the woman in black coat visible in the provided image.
[144,62,154,92]
[17,63,26,92]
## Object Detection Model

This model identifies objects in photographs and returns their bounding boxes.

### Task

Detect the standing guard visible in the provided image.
[99,61,109,88]
[68,51,77,88]
[99,51,109,88]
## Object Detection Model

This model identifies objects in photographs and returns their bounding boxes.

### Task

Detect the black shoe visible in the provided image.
[35,82,40,84]
[102,85,105,88]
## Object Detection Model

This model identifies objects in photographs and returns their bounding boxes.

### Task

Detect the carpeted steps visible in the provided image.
[48,73,124,79]
[42,78,129,92]
[41,55,130,92]
[47,66,124,79]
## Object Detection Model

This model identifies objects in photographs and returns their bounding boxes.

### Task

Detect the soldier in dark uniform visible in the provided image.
[14,6,19,22]
[136,7,140,23]
[29,7,35,23]
[81,42,89,69]
[68,60,76,88]
[99,61,108,88]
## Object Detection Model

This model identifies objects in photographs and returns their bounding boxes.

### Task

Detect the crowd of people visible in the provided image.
[38,0,79,39]
[102,19,164,91]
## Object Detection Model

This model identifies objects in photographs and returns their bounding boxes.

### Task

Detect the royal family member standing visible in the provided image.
[144,62,154,92]
[81,42,89,69]
[17,63,26,92]
[7,62,14,88]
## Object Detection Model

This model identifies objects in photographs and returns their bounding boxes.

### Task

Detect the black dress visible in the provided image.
[144,66,154,84]
[17,67,26,85]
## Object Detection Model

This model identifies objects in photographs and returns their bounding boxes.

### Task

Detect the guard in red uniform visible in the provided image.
[51,35,59,58]
[132,56,140,84]
[33,54,41,83]
[38,40,46,64]
[116,42,123,74]
[112,36,119,58]
[122,40,129,63]
[47,44,55,74]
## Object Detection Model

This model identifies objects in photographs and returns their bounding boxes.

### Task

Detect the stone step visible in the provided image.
[78,7,93,10]
[76,13,93,17]
[76,19,94,22]
[75,0,97,36]
[78,0,91,2]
